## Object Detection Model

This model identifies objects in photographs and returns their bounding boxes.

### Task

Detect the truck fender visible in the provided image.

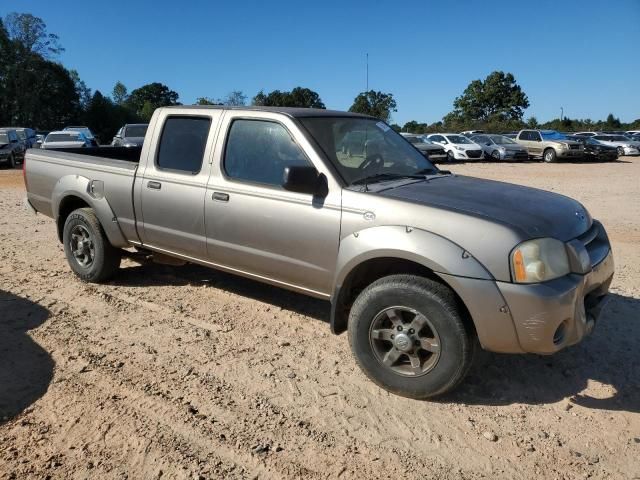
[330,225,493,334]
[52,174,129,248]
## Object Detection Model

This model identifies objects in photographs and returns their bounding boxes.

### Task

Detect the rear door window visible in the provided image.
[156,116,211,173]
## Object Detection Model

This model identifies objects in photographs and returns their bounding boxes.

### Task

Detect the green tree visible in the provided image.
[252,87,325,108]
[526,116,539,128]
[604,113,621,129]
[112,81,128,105]
[3,12,64,58]
[195,97,218,105]
[69,69,91,109]
[348,90,397,122]
[402,120,429,134]
[140,101,156,122]
[127,82,180,118]
[220,90,247,106]
[449,71,529,123]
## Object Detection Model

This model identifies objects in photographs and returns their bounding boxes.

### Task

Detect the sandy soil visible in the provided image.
[1,158,639,479]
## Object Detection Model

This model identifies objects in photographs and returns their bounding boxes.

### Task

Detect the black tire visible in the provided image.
[491,150,501,161]
[62,208,121,283]
[347,274,475,399]
[446,150,455,163]
[543,148,557,163]
[9,154,16,169]
[617,146,625,157]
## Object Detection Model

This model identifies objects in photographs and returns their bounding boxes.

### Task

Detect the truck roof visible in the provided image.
[161,105,374,119]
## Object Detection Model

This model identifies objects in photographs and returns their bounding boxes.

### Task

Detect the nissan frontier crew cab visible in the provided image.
[24,106,614,399]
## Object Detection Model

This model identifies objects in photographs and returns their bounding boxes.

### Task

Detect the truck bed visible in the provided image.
[40,145,142,163]
[25,147,140,244]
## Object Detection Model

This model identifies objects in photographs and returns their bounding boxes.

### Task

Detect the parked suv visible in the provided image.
[0,129,26,167]
[515,130,583,162]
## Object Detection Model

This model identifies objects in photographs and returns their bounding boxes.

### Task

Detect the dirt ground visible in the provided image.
[1,158,639,480]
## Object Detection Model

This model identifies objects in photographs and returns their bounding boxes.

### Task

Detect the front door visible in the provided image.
[204,112,341,297]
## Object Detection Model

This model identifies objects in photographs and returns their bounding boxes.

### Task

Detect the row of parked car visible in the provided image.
[401,129,640,163]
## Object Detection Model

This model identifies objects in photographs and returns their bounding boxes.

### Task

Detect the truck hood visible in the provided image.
[377,175,591,241]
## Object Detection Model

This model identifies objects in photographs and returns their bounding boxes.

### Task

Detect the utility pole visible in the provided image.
[560,106,564,121]
[366,53,369,91]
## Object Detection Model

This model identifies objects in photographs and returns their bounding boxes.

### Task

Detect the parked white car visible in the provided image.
[42,131,93,149]
[592,134,640,156]
[573,132,600,137]
[426,133,484,161]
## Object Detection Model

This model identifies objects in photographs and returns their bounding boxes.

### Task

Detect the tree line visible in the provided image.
[1,12,638,145]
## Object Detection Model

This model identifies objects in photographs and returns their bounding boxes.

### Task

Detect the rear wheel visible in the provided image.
[63,208,121,282]
[348,274,475,399]
[543,148,557,163]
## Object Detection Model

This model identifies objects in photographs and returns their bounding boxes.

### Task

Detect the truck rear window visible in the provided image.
[156,116,211,173]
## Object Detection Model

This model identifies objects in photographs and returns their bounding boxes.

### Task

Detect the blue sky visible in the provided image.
[4,0,639,125]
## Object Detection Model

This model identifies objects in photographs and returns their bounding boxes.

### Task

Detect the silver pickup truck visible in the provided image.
[24,106,614,399]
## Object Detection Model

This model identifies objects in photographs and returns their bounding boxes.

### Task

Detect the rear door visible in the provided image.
[136,109,222,258]
[204,111,342,297]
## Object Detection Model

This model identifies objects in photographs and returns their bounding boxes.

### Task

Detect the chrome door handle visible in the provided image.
[147,181,161,190]
[212,192,229,202]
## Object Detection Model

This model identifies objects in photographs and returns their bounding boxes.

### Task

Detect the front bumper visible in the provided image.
[557,148,584,158]
[451,149,484,161]
[497,249,614,354]
[623,147,640,155]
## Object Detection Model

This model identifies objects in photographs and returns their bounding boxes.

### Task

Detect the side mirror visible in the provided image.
[283,166,328,196]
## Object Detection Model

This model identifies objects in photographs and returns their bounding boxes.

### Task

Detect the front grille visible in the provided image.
[569,144,581,150]
[466,149,482,158]
[577,221,609,267]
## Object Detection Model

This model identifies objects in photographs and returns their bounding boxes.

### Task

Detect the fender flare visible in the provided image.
[52,175,128,248]
[330,225,493,334]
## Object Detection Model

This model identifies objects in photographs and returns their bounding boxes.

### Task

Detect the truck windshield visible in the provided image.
[0,133,9,143]
[124,125,148,137]
[299,117,437,185]
[541,131,566,140]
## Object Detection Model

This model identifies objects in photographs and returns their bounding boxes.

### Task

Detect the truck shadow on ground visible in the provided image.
[113,264,639,413]
[113,262,331,323]
[0,291,53,425]
[450,293,640,413]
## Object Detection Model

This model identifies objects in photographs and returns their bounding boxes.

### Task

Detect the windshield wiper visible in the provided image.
[351,173,426,186]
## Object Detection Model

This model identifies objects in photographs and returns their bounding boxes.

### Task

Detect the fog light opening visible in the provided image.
[553,322,567,346]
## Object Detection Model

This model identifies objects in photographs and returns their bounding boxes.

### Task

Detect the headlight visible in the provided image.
[510,238,570,283]
[498,147,506,152]
[454,146,464,151]
[559,143,569,149]
[123,142,137,147]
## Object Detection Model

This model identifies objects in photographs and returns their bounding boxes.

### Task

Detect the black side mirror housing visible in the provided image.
[283,166,328,197]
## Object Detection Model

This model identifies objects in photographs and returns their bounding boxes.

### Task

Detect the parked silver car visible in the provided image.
[42,131,94,149]
[469,134,529,161]
[592,135,640,156]
[111,123,149,147]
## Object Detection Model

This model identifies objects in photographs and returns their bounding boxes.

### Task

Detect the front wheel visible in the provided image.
[491,150,501,161]
[63,208,121,282]
[617,146,625,157]
[348,275,475,399]
[543,148,557,163]
[9,154,16,168]
[446,150,455,163]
